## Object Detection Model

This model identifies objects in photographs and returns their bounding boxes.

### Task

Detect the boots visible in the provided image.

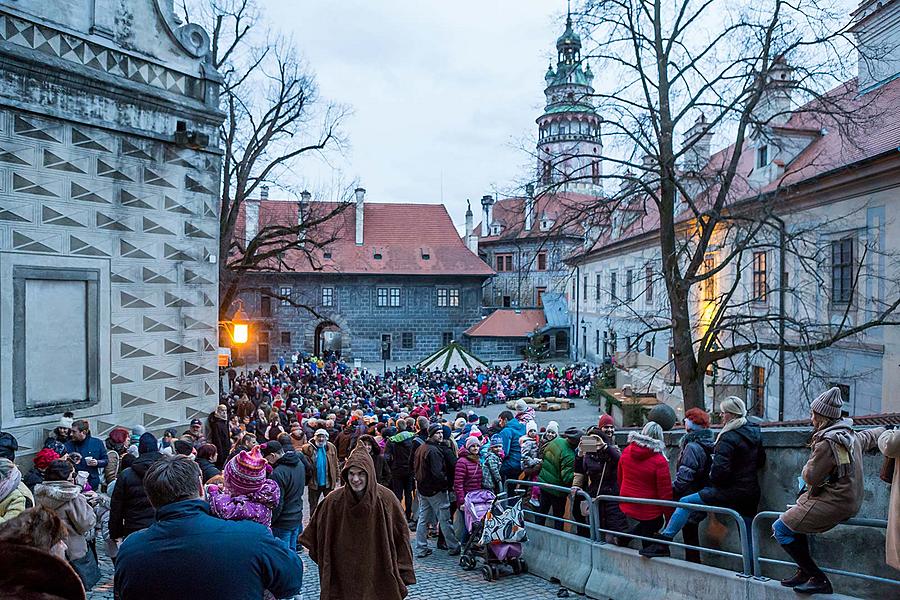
[780,569,809,588]
[639,533,672,558]
[779,537,833,595]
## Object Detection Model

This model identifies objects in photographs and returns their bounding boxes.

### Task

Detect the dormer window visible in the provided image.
[323,251,332,259]
[540,219,553,232]
[373,252,382,260]
[421,248,431,260]
[491,224,501,236]
[756,145,769,168]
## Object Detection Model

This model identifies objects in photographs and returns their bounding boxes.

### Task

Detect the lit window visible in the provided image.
[376,288,388,307]
[449,288,460,307]
[322,287,334,307]
[389,287,401,307]
[279,286,292,306]
[752,252,767,303]
[703,256,716,301]
[437,288,448,307]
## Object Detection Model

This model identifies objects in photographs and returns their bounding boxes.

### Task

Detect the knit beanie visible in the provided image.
[720,396,747,418]
[138,433,158,455]
[454,418,466,430]
[108,427,129,445]
[469,427,482,438]
[58,415,74,429]
[546,421,560,435]
[810,387,844,420]
[489,434,504,448]
[427,423,443,438]
[465,437,481,450]
[598,413,615,428]
[515,399,529,412]
[224,445,267,496]
[525,420,538,435]
[34,448,59,470]
[314,428,329,440]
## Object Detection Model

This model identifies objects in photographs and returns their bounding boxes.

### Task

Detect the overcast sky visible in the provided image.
[265,0,569,228]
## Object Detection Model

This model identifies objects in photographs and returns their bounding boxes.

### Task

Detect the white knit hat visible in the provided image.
[314,428,329,440]
[525,420,538,434]
[515,399,529,412]
[58,415,74,429]
[546,420,559,434]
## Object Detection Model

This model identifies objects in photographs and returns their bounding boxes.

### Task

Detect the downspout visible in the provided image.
[574,264,581,361]
[775,214,786,421]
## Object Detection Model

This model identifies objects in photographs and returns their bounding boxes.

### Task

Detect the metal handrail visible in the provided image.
[593,494,753,576]
[506,479,600,542]
[751,511,900,586]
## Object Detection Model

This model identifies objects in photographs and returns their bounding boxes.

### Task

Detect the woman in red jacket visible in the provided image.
[617,421,673,554]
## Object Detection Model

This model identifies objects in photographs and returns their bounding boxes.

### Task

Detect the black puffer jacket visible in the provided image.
[673,428,715,499]
[413,440,456,497]
[270,452,306,530]
[699,423,766,517]
[109,451,163,539]
[197,457,220,483]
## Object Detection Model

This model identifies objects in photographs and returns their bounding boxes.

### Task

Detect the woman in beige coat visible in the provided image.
[879,429,900,571]
[0,458,34,523]
[772,388,884,595]
[33,459,96,562]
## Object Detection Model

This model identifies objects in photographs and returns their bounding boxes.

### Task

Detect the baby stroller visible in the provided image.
[458,490,528,581]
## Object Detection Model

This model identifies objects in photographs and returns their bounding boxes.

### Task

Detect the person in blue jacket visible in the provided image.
[114,455,303,600]
[65,420,107,491]
[497,411,525,481]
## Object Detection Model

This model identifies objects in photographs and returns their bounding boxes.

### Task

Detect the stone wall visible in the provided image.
[466,336,528,362]
[480,237,578,308]
[0,1,223,453]
[236,274,486,364]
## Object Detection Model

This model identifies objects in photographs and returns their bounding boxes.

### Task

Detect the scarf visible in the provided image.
[0,464,22,502]
[715,416,747,443]
[316,445,328,487]
[814,418,855,480]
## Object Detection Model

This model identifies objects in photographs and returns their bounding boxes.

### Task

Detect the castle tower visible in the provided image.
[536,11,602,194]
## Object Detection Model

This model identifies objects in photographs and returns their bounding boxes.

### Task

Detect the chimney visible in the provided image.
[754,56,795,126]
[260,185,269,201]
[480,194,494,237]
[682,113,713,172]
[354,187,366,245]
[524,184,535,232]
[464,200,478,253]
[244,196,259,247]
[297,190,310,242]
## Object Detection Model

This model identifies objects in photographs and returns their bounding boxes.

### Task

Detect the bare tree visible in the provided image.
[182,0,352,320]
[540,0,900,412]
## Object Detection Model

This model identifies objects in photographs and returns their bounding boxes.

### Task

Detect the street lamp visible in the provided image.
[221,300,250,345]
[381,337,390,375]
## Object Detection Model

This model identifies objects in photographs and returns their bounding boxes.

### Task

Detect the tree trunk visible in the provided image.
[669,287,705,411]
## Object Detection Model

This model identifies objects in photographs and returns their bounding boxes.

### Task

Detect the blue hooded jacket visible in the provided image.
[114,499,303,599]
[498,419,526,471]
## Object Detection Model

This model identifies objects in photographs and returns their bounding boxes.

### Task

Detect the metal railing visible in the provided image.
[751,511,900,587]
[592,494,753,576]
[505,480,599,542]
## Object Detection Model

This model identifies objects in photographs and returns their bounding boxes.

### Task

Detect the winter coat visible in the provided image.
[104,449,121,490]
[115,499,303,600]
[878,429,900,571]
[673,428,715,500]
[270,452,306,530]
[371,452,391,487]
[0,481,33,523]
[197,457,221,483]
[300,441,339,490]
[414,440,455,497]
[208,478,280,529]
[109,451,163,540]
[299,451,415,600]
[0,543,85,600]
[617,433,673,521]
[65,434,108,491]
[698,422,766,517]
[33,481,96,560]
[22,467,44,491]
[519,436,542,471]
[498,419,526,472]
[385,431,417,478]
[453,449,484,504]
[482,451,502,493]
[207,415,232,469]
[573,432,621,497]
[538,437,576,495]
[782,421,884,534]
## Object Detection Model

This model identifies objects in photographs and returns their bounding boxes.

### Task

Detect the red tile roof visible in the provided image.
[475,191,598,243]
[573,76,900,260]
[464,309,547,338]
[236,200,494,277]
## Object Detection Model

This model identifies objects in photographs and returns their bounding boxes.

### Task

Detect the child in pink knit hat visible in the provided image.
[207,445,280,529]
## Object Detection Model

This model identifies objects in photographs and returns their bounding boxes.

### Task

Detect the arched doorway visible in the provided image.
[314,321,343,358]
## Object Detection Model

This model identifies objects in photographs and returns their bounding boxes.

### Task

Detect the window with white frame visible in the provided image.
[376,287,388,307]
[322,287,334,307]
[389,287,401,307]
[449,288,460,307]
[279,286,292,306]
[437,288,448,307]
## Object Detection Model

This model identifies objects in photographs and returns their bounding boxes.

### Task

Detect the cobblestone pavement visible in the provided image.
[87,532,580,600]
[478,396,603,430]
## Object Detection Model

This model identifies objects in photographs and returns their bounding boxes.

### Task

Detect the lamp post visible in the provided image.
[580,317,587,361]
[381,337,390,376]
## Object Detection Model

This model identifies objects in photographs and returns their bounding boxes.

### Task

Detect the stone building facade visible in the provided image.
[234,192,493,366]
[0,0,223,454]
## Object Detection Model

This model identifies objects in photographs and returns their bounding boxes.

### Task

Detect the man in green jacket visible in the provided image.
[537,427,581,530]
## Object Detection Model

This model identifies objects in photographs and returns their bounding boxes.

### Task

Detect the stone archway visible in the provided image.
[314,321,343,358]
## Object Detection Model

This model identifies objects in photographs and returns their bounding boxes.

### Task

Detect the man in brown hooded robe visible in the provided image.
[299,448,416,600]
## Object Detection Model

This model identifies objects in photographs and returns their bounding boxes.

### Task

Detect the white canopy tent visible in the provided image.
[416,342,489,371]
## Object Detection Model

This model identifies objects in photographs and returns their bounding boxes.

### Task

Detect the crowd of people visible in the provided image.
[0,355,898,599]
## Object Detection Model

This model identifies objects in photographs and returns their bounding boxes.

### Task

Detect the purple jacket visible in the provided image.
[207,479,280,529]
[454,449,484,505]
